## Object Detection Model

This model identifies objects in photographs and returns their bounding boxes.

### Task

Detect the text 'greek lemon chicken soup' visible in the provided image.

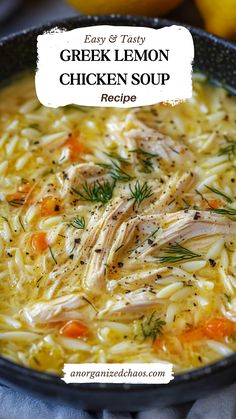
[0,73,236,375]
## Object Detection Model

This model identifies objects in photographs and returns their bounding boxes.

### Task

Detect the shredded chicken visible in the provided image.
[128,210,236,260]
[127,126,194,167]
[60,163,109,197]
[108,267,193,291]
[22,293,87,326]
[83,198,134,294]
[99,289,165,318]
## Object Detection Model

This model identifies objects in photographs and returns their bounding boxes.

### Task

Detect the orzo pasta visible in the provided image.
[0,73,236,374]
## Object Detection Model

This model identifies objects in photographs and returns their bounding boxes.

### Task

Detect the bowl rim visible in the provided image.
[0,14,236,392]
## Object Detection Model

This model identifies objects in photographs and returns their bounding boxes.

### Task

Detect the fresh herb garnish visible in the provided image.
[131,148,158,174]
[115,244,125,253]
[99,160,132,182]
[205,185,232,203]
[0,215,9,223]
[182,198,191,209]
[157,243,201,264]
[48,246,57,265]
[109,161,133,182]
[72,180,116,205]
[218,138,236,159]
[82,296,98,313]
[129,180,153,207]
[140,312,165,342]
[70,215,85,230]
[19,216,25,232]
[211,207,236,217]
[104,152,129,164]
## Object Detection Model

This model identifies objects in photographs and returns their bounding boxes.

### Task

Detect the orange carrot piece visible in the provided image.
[64,137,87,162]
[208,199,222,209]
[40,196,61,216]
[152,337,164,350]
[203,317,235,340]
[180,326,205,342]
[19,182,32,193]
[60,320,89,339]
[30,232,48,253]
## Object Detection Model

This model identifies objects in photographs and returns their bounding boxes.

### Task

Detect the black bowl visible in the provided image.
[0,15,236,411]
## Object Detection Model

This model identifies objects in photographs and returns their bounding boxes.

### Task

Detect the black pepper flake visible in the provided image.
[69,254,74,259]
[193,211,201,220]
[209,258,216,267]
[80,260,85,265]
[95,249,102,253]
[118,262,124,268]
[75,238,81,244]
[54,205,60,212]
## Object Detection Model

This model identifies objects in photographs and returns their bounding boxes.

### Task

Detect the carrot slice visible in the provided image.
[208,199,222,209]
[64,137,87,162]
[152,337,164,350]
[7,182,35,207]
[60,320,89,339]
[19,182,32,193]
[203,317,235,340]
[30,232,48,253]
[40,196,61,216]
[181,326,205,342]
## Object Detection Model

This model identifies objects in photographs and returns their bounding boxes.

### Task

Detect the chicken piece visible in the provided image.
[127,126,194,167]
[83,197,134,294]
[128,210,236,260]
[49,197,133,290]
[99,289,165,319]
[22,293,87,326]
[145,171,197,214]
[59,163,109,197]
[108,266,192,291]
[108,210,236,265]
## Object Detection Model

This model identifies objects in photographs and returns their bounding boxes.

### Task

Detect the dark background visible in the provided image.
[0,0,203,37]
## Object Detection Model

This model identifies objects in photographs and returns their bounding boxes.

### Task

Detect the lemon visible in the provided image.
[195,0,236,41]
[66,0,183,17]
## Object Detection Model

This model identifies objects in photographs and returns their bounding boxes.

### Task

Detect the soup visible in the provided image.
[0,74,236,374]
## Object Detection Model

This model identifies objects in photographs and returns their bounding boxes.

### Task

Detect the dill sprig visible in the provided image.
[19,216,25,232]
[140,312,165,342]
[157,243,201,264]
[131,148,158,174]
[115,244,125,253]
[48,245,57,265]
[218,138,236,159]
[99,160,132,182]
[129,180,153,207]
[104,151,129,164]
[205,185,232,204]
[211,207,236,217]
[70,215,85,230]
[109,161,133,182]
[72,180,116,205]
